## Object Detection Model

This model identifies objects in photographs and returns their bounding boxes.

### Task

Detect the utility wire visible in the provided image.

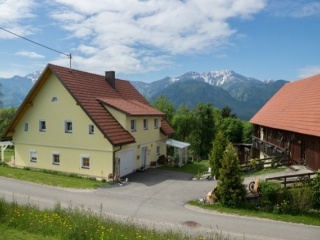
[0,26,72,68]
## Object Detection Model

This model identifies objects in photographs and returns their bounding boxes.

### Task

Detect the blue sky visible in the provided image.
[0,0,319,82]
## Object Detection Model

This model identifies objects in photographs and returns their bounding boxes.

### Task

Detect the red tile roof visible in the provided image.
[2,64,175,145]
[98,98,164,116]
[250,73,320,137]
[160,119,175,136]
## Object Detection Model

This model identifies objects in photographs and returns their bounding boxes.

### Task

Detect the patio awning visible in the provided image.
[166,139,190,149]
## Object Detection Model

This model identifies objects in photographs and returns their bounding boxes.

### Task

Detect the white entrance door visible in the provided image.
[118,149,134,177]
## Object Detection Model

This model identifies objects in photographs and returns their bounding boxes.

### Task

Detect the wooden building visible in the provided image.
[250,73,320,171]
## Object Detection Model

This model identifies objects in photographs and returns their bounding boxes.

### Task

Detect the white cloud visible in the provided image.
[0,0,36,39]
[47,0,266,74]
[268,1,320,18]
[16,51,45,59]
[298,65,320,79]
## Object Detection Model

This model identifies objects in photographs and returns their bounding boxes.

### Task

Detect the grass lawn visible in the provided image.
[188,201,320,226]
[159,160,210,176]
[0,166,109,188]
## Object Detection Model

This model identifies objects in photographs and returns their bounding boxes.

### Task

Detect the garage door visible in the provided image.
[118,149,134,177]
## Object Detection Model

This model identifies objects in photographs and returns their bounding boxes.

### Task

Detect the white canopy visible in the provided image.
[166,139,190,149]
[0,141,14,162]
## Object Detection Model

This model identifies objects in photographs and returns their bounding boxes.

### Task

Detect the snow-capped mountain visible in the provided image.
[0,69,287,120]
[131,69,268,101]
[25,71,41,84]
[166,70,261,86]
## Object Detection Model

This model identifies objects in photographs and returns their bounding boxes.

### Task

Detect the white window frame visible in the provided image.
[156,146,160,155]
[39,120,46,132]
[143,119,148,130]
[81,154,90,169]
[131,119,136,132]
[52,152,60,165]
[30,150,37,162]
[65,121,73,133]
[89,124,94,134]
[24,122,29,131]
[154,118,158,129]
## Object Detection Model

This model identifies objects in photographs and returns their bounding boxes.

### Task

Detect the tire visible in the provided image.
[298,158,306,166]
[248,181,255,193]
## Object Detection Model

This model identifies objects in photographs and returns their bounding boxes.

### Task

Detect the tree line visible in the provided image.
[152,95,252,160]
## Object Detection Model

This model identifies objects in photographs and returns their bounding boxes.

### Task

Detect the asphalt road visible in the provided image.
[0,168,319,240]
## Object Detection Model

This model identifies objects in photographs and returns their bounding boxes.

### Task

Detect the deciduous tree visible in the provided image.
[152,95,175,125]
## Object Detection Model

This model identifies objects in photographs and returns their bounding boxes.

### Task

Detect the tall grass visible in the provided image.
[0,199,228,240]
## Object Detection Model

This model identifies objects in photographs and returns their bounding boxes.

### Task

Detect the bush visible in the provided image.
[259,181,282,207]
[289,186,314,214]
[311,170,320,209]
[217,143,246,206]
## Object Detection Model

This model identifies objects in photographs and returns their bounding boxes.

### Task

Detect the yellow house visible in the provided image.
[1,64,175,179]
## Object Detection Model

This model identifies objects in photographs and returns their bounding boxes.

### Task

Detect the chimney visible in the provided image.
[105,71,116,89]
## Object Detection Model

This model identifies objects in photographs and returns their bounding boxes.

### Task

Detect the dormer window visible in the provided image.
[131,119,136,132]
[143,119,148,130]
[154,118,158,129]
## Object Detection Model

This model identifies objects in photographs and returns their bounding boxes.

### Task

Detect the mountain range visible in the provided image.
[130,70,288,120]
[0,70,288,120]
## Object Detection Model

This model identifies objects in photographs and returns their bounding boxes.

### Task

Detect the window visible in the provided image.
[24,123,29,131]
[131,119,136,131]
[30,150,37,162]
[39,120,46,132]
[81,155,90,169]
[143,119,148,130]
[156,146,160,155]
[154,118,158,129]
[52,153,60,165]
[89,124,94,134]
[65,121,72,133]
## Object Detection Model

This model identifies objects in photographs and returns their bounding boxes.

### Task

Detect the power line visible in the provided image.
[0,26,72,68]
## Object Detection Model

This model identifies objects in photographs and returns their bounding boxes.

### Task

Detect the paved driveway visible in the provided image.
[1,167,319,240]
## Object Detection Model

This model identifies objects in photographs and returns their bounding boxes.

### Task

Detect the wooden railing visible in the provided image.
[241,155,289,172]
[266,172,316,188]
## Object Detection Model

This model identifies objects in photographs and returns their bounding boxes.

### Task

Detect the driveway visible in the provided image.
[1,167,319,240]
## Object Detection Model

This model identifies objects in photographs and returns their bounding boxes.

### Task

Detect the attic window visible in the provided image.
[39,120,46,132]
[65,121,73,133]
[89,124,94,134]
[51,97,58,102]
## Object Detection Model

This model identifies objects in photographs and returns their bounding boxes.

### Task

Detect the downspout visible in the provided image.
[113,145,122,183]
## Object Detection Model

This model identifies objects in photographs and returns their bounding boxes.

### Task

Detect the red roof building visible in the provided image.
[2,64,175,178]
[250,73,320,170]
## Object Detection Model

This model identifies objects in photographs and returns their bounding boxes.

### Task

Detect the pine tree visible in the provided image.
[209,131,228,179]
[217,143,246,206]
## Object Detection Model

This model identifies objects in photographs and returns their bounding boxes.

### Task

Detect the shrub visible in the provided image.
[289,186,314,214]
[311,170,320,209]
[259,181,282,207]
[217,143,246,206]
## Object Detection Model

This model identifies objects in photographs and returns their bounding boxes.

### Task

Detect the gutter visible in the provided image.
[112,145,122,182]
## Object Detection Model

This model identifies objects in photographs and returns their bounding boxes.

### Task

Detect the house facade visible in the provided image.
[250,73,320,171]
[2,64,174,179]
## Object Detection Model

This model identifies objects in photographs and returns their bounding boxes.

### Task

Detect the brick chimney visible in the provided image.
[105,71,116,89]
